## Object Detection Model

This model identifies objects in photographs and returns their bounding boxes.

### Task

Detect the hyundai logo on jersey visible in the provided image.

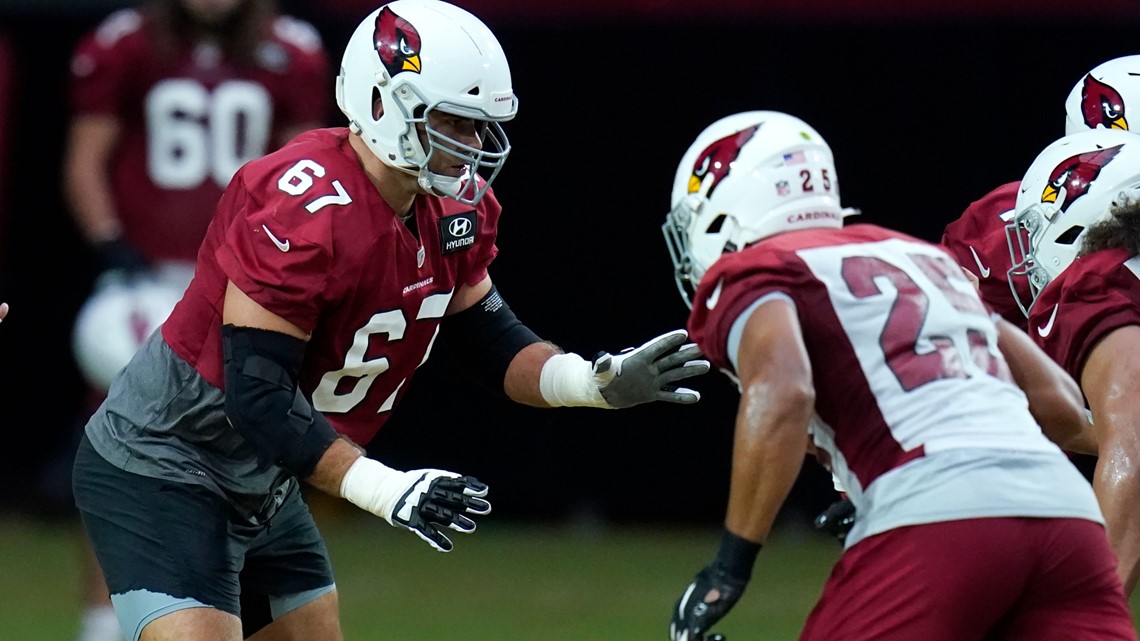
[440,211,477,254]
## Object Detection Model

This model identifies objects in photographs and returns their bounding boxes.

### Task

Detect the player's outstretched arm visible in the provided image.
[535,329,711,409]
[442,276,711,409]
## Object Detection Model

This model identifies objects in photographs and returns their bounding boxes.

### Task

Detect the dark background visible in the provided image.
[0,0,1132,527]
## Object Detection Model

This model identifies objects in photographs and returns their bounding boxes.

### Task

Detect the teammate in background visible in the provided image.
[662,111,1124,641]
[811,53,1140,545]
[72,2,710,640]
[941,54,1140,325]
[1008,127,1140,595]
[62,1,330,639]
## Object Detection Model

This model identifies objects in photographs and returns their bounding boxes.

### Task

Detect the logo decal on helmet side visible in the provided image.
[1081,75,1129,131]
[374,6,422,77]
[1043,144,1123,213]
[688,124,760,198]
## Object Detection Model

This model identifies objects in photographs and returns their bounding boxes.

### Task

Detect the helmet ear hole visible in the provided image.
[706,214,728,234]
[1054,225,1085,245]
[371,87,383,121]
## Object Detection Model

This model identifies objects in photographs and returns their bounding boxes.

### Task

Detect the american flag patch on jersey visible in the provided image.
[783,150,806,165]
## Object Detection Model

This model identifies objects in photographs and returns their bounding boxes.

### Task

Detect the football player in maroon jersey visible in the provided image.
[941,54,1140,328]
[663,111,1123,641]
[70,2,710,640]
[61,0,331,639]
[1009,127,1140,595]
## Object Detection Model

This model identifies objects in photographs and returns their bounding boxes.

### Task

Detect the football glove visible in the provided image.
[95,237,150,277]
[814,497,856,544]
[669,563,748,641]
[592,329,710,408]
[340,458,491,552]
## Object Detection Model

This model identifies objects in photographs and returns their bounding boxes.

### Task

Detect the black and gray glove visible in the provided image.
[670,564,747,641]
[592,329,710,408]
[95,237,150,277]
[669,529,759,641]
[814,497,856,544]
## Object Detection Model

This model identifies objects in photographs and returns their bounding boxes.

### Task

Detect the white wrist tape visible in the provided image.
[339,457,404,524]
[538,352,611,408]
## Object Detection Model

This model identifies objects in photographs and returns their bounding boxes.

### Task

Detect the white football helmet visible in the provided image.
[1007,128,1140,315]
[72,276,183,390]
[335,0,516,205]
[1064,55,1140,135]
[662,111,843,308]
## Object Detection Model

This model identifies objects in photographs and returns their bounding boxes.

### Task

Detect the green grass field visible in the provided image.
[4,513,1139,640]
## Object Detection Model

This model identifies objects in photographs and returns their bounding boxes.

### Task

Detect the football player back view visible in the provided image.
[662,111,1129,641]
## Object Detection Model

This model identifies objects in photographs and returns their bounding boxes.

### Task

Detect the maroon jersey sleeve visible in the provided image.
[68,10,143,116]
[214,161,336,335]
[462,188,500,286]
[688,244,813,372]
[1028,247,1140,381]
[269,16,332,127]
[940,181,1027,326]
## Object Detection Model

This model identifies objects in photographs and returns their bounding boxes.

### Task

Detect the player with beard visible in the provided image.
[662,110,1123,641]
[1009,128,1140,595]
[70,2,710,640]
[62,1,331,639]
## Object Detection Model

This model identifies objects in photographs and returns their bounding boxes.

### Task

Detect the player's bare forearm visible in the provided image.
[1082,327,1140,594]
[1092,441,1140,595]
[64,114,124,243]
[726,298,814,543]
[727,377,812,543]
[504,341,563,407]
[306,437,366,496]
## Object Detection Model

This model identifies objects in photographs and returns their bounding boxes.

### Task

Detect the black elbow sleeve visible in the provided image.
[222,325,339,479]
[440,285,542,391]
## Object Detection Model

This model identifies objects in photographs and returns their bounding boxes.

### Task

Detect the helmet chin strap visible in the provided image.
[418,167,469,200]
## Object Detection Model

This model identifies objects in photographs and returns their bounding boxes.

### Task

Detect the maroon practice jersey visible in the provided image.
[1027,247,1140,382]
[685,224,1093,548]
[162,128,500,445]
[69,8,330,262]
[940,181,1031,327]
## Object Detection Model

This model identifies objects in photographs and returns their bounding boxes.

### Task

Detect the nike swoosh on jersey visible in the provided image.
[968,246,991,278]
[262,224,290,252]
[1037,304,1059,338]
[706,278,724,310]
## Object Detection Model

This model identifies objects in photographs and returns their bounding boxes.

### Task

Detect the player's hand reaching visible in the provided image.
[340,458,491,552]
[592,329,710,408]
[670,563,747,641]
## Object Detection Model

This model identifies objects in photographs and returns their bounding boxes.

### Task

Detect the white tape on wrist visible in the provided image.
[538,352,611,408]
[339,457,402,524]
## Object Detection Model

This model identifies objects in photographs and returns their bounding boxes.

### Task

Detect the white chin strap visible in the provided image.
[418,170,465,199]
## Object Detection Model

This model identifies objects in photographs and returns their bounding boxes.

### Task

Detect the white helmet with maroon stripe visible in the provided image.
[662,110,843,308]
